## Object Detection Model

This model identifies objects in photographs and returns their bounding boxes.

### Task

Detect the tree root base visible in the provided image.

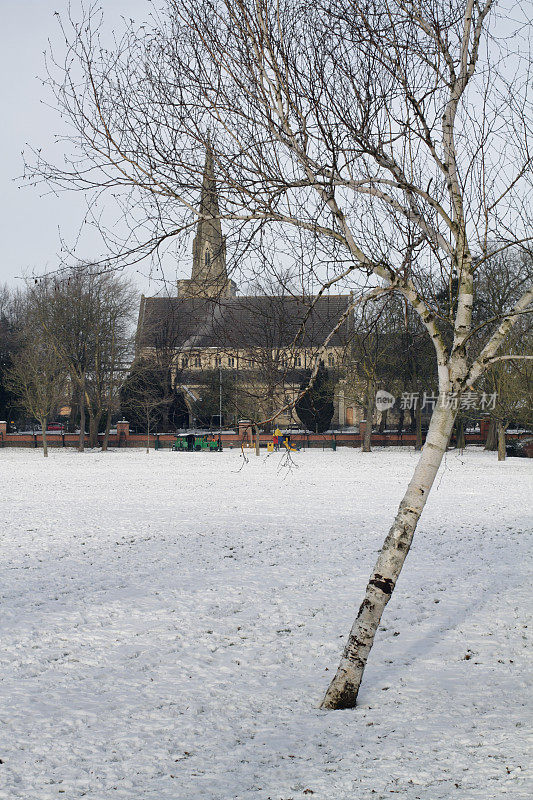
[320,682,359,710]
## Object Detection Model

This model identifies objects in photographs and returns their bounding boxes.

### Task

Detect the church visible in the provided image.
[135,150,356,429]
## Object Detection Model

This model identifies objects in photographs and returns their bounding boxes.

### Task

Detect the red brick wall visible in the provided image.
[0,429,505,449]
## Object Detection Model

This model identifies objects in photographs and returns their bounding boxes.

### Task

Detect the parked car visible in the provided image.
[506,435,533,458]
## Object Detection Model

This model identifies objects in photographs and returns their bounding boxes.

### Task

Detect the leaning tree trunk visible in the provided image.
[497,421,507,462]
[320,402,456,709]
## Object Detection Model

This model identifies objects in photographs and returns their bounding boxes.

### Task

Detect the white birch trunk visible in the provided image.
[320,402,456,709]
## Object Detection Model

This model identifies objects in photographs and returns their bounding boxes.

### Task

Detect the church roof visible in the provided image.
[137,294,354,352]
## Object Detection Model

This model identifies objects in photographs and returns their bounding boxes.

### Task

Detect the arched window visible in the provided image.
[204,249,211,268]
[328,354,335,367]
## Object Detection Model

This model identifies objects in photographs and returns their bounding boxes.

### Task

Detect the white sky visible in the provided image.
[0,0,161,294]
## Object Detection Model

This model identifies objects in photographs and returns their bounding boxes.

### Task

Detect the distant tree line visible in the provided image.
[1,266,135,454]
[1,253,529,456]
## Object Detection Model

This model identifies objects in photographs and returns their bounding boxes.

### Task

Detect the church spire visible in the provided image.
[178,145,236,299]
[191,145,226,285]
[198,144,219,219]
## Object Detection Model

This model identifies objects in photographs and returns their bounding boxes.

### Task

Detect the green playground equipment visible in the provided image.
[172,433,221,452]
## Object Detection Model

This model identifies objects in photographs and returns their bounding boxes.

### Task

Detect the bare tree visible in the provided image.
[482,350,533,460]
[84,274,136,447]
[28,270,95,451]
[471,249,533,457]
[0,285,24,426]
[26,0,533,708]
[29,267,135,450]
[350,299,405,451]
[7,336,67,457]
[120,360,173,452]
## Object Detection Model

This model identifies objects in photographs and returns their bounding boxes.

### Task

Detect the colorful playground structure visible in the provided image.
[268,429,300,453]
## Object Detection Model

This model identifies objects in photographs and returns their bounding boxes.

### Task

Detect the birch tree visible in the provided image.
[26,0,532,708]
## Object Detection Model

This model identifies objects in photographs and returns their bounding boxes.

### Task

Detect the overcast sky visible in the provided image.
[1,0,162,294]
[2,0,527,298]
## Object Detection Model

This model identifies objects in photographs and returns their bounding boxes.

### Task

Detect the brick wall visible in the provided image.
[0,424,502,450]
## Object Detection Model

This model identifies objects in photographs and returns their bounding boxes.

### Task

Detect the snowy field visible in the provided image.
[1,446,531,800]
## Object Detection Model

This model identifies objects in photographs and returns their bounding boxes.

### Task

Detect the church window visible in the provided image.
[295,355,302,367]
[215,356,222,367]
[194,356,201,368]
[181,357,189,369]
[227,356,235,368]
[328,354,335,367]
[204,249,211,268]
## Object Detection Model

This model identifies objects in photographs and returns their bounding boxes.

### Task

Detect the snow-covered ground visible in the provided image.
[1,447,531,800]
